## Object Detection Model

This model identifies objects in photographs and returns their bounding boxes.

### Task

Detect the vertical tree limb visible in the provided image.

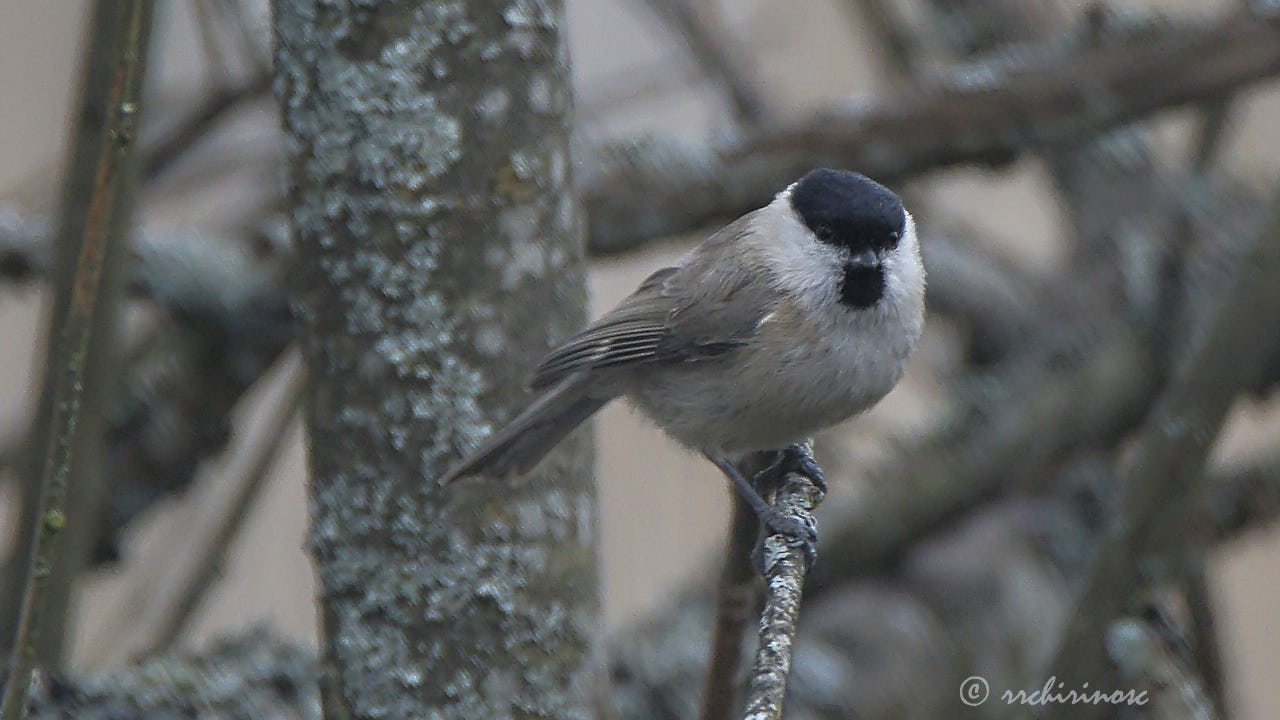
[0,2,153,716]
[273,1,601,718]
[699,493,761,720]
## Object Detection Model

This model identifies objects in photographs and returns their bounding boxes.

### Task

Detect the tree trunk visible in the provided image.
[273,2,601,718]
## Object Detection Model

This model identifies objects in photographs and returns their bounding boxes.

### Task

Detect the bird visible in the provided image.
[442,168,925,551]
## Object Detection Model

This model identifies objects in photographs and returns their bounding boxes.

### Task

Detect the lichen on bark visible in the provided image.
[272,1,600,718]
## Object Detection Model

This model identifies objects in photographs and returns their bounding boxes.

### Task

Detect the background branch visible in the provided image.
[583,8,1280,254]
[1,2,153,715]
[699,493,759,720]
[143,352,303,654]
[1040,184,1280,720]
[633,0,767,124]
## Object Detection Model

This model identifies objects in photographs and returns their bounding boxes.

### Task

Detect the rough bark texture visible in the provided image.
[741,470,823,720]
[273,2,600,719]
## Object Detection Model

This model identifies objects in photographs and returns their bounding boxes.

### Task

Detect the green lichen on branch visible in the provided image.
[273,1,600,718]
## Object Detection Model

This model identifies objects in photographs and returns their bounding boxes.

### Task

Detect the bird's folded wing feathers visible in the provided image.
[531,216,772,389]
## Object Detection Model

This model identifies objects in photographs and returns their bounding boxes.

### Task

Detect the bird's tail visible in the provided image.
[440,375,608,484]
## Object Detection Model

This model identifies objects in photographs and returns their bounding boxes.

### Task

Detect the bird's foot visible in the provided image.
[707,450,822,575]
[752,507,818,574]
[753,442,827,495]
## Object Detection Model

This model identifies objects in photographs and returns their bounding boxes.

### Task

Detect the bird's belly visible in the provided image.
[627,336,907,456]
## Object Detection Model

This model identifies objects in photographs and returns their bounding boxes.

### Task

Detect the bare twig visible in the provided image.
[700,482,764,720]
[700,503,757,720]
[216,0,271,73]
[1106,617,1218,720]
[917,225,1042,364]
[1183,569,1226,714]
[142,71,272,180]
[840,0,920,79]
[1040,184,1280,720]
[807,322,1156,594]
[633,0,767,124]
[741,453,825,720]
[583,8,1280,254]
[144,351,304,654]
[0,2,153,717]
[1209,456,1280,541]
[0,205,287,327]
[1191,99,1233,174]
[191,0,232,85]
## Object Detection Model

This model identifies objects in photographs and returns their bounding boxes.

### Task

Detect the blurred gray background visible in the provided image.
[1,1,1278,717]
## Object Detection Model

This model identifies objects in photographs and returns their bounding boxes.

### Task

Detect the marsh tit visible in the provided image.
[443,169,925,545]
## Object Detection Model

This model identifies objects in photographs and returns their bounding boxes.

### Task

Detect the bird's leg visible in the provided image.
[706,453,817,572]
[753,442,827,495]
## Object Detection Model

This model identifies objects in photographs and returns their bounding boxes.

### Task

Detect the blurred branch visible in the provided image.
[142,71,272,181]
[24,629,320,720]
[1040,184,1280,720]
[807,321,1156,594]
[191,0,232,85]
[25,450,1280,720]
[840,0,920,79]
[213,0,271,75]
[584,8,1280,254]
[1,2,153,717]
[699,494,758,720]
[0,207,285,323]
[144,353,303,654]
[0,207,293,572]
[741,463,824,720]
[633,0,767,124]
[1209,456,1280,543]
[1192,103,1233,177]
[1106,617,1217,720]
[917,225,1042,364]
[1183,569,1226,714]
[922,0,1064,57]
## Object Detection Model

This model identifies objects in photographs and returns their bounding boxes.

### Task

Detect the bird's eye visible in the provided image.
[815,225,833,241]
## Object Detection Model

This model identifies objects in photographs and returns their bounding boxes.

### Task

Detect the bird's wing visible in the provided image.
[531,214,773,389]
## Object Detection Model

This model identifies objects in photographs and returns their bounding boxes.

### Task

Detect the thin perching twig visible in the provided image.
[144,351,304,653]
[741,449,825,720]
[0,2,154,718]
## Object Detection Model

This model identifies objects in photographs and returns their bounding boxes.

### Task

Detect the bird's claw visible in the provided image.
[751,507,818,575]
[754,442,827,494]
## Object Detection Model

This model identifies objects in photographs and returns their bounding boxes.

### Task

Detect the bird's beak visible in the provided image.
[848,248,877,269]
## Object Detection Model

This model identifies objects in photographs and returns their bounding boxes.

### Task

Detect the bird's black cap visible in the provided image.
[789,169,905,254]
